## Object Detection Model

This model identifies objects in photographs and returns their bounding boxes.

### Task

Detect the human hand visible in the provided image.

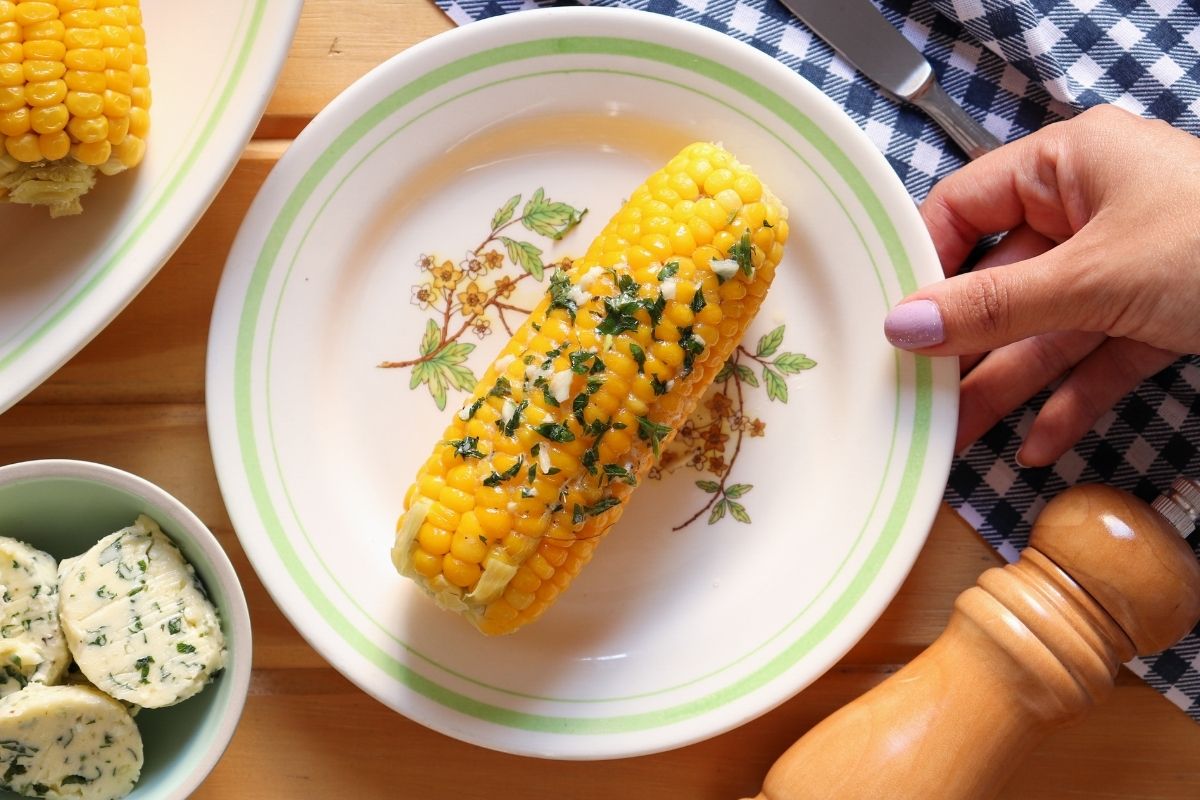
[883,105,1200,467]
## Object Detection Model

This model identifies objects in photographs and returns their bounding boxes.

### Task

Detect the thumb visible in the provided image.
[883,236,1110,355]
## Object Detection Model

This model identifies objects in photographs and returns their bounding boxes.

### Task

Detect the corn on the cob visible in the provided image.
[0,0,149,217]
[393,142,788,635]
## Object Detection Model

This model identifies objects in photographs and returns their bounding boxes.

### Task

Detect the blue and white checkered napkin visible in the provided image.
[435,0,1200,720]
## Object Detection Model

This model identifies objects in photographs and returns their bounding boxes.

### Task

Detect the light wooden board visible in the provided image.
[2,1,1197,797]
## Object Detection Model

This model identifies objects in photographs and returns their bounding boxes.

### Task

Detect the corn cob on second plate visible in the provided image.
[393,142,788,635]
[0,0,150,217]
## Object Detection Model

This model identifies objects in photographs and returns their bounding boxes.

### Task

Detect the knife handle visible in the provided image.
[744,482,1200,800]
[910,76,1001,160]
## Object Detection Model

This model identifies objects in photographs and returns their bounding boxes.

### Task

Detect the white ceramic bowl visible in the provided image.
[0,459,251,799]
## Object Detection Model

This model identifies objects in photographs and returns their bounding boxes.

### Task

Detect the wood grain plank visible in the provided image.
[259,0,453,134]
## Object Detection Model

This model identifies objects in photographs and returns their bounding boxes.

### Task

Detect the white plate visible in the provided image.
[0,0,300,414]
[206,9,958,759]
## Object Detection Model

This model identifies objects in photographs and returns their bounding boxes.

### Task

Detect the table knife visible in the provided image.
[776,0,1001,159]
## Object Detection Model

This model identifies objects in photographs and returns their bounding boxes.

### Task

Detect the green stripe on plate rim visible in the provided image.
[0,0,268,372]
[233,35,931,734]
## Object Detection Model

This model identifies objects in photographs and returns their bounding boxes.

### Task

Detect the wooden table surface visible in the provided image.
[3,1,1199,797]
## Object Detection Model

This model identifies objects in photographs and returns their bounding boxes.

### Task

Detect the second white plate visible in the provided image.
[206,9,958,760]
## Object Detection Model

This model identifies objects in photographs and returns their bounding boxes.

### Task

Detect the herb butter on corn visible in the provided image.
[57,516,225,708]
[0,537,70,698]
[393,141,788,635]
[0,683,142,800]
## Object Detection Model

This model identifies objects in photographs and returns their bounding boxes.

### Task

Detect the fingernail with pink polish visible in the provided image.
[884,299,944,350]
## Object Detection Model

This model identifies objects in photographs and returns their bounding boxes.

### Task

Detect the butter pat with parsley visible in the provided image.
[0,683,142,800]
[57,516,226,709]
[0,538,70,699]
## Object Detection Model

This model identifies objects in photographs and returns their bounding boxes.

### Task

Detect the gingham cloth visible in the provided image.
[434,0,1200,721]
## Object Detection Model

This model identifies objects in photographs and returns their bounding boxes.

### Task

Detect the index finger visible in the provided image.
[919,123,1077,275]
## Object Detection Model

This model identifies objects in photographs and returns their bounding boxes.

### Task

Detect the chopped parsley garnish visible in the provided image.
[499,398,529,437]
[629,343,646,373]
[135,655,154,684]
[586,375,605,394]
[658,261,679,281]
[582,446,599,475]
[645,292,666,326]
[483,456,524,487]
[572,497,622,525]
[651,374,670,395]
[690,287,707,313]
[603,464,638,485]
[460,397,485,421]
[637,416,673,458]
[447,436,485,459]
[729,229,754,276]
[547,270,578,320]
[176,642,196,654]
[167,617,182,635]
[535,422,575,443]
[572,392,589,426]
[597,275,647,336]
[488,377,512,398]
[526,464,537,484]
[541,382,560,407]
[679,327,706,376]
[570,350,597,374]
[61,776,90,786]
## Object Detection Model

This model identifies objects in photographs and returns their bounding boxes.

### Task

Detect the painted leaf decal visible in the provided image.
[756,325,785,358]
[695,480,720,493]
[443,363,477,392]
[437,342,475,364]
[714,361,734,383]
[763,367,788,403]
[409,360,427,390]
[419,318,439,356]
[734,364,759,387]
[492,193,521,229]
[724,483,753,499]
[708,499,727,524]
[727,501,751,524]
[500,236,544,280]
[774,353,817,374]
[428,362,449,411]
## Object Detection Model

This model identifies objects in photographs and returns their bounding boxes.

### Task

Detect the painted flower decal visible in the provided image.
[410,283,435,310]
[471,317,492,339]
[457,281,488,317]
[431,259,463,290]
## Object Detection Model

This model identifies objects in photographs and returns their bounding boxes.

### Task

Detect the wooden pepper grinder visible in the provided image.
[748,480,1200,800]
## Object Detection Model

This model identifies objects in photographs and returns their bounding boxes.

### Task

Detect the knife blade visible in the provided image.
[776,0,1001,159]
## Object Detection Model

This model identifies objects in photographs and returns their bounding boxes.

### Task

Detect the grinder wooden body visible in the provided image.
[749,483,1200,800]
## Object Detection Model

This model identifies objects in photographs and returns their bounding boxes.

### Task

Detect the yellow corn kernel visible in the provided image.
[111,132,141,166]
[102,65,128,92]
[64,68,102,92]
[14,2,58,26]
[0,106,26,134]
[0,41,20,62]
[66,110,104,140]
[0,21,19,44]
[60,8,99,27]
[24,78,65,106]
[5,130,39,161]
[21,19,61,40]
[0,2,11,23]
[103,110,124,142]
[38,128,66,159]
[23,58,64,82]
[63,26,101,49]
[29,101,64,132]
[0,84,22,110]
[126,102,145,135]
[63,47,102,71]
[0,61,20,85]
[69,136,107,164]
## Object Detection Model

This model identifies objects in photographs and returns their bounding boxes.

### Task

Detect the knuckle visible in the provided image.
[960,271,1010,338]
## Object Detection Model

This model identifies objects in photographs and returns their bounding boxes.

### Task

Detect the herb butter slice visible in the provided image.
[0,683,142,800]
[57,516,226,709]
[0,539,70,699]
